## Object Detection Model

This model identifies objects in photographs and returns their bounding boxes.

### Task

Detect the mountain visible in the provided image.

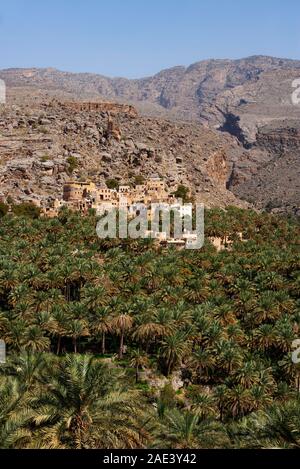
[2,56,300,126]
[1,56,300,214]
[0,99,247,209]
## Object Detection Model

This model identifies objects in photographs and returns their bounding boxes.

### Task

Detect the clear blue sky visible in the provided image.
[1,0,300,78]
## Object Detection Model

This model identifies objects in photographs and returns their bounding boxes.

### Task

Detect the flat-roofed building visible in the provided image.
[63,181,96,201]
[97,187,117,201]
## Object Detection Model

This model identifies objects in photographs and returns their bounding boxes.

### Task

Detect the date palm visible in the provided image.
[155,409,228,448]
[0,377,31,449]
[31,355,149,448]
[253,291,280,324]
[83,285,107,312]
[234,361,260,388]
[49,305,69,355]
[130,349,149,383]
[67,319,90,353]
[213,303,236,327]
[253,324,276,351]
[216,339,243,375]
[23,325,50,352]
[1,351,46,391]
[133,309,173,347]
[159,330,190,376]
[213,385,230,422]
[190,393,216,419]
[249,399,300,448]
[225,385,253,419]
[110,313,133,359]
[274,317,295,352]
[188,347,216,383]
[3,318,27,352]
[90,306,111,355]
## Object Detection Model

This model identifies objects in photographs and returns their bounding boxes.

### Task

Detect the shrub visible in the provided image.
[174,184,190,203]
[12,203,40,219]
[134,175,145,186]
[67,156,79,174]
[0,202,8,218]
[40,154,50,162]
[106,178,119,190]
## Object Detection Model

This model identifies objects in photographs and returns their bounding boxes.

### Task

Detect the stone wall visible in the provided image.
[62,101,138,118]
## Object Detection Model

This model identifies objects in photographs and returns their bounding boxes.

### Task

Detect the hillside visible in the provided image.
[1,56,300,214]
[0,98,247,208]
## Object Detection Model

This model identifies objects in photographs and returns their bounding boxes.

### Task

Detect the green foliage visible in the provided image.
[174,184,190,203]
[0,202,8,218]
[106,178,119,190]
[40,154,50,162]
[66,156,79,174]
[157,384,177,417]
[11,203,40,219]
[134,175,145,186]
[0,208,299,448]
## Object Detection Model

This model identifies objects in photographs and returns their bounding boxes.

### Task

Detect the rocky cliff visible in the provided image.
[0,99,247,209]
[1,56,300,214]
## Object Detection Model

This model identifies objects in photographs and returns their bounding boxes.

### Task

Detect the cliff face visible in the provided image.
[230,122,300,216]
[0,98,247,209]
[256,125,300,154]
[2,56,300,129]
[1,56,300,214]
[205,151,229,187]
[62,101,138,118]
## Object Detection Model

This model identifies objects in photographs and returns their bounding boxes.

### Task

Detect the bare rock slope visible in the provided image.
[1,56,300,214]
[0,99,247,209]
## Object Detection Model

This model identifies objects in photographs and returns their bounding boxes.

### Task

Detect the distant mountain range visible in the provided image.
[1,55,300,128]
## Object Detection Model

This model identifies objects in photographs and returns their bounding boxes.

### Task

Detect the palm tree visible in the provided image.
[188,347,216,383]
[253,291,280,324]
[130,349,149,383]
[253,324,276,351]
[159,331,190,376]
[133,309,172,348]
[190,393,216,419]
[213,303,236,327]
[83,285,107,312]
[214,385,230,423]
[67,319,90,353]
[31,355,150,448]
[155,409,227,448]
[1,351,46,391]
[90,306,111,355]
[249,399,300,448]
[234,361,260,389]
[3,318,27,352]
[110,313,133,359]
[216,339,243,375]
[274,317,296,353]
[23,325,50,352]
[225,385,253,419]
[0,377,31,449]
[279,354,300,392]
[49,305,69,355]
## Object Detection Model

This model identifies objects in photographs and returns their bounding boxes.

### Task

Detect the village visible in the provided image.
[41,176,199,248]
[40,176,241,250]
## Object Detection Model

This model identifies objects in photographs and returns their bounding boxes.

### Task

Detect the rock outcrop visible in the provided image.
[0,98,247,209]
[1,56,300,213]
[61,101,137,118]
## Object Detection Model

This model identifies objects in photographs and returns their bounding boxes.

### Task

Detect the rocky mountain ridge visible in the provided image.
[1,55,300,214]
[0,99,247,209]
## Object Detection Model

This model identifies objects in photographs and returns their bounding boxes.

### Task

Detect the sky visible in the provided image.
[0,0,300,78]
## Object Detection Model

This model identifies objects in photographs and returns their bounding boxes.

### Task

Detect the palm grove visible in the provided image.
[0,205,300,449]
